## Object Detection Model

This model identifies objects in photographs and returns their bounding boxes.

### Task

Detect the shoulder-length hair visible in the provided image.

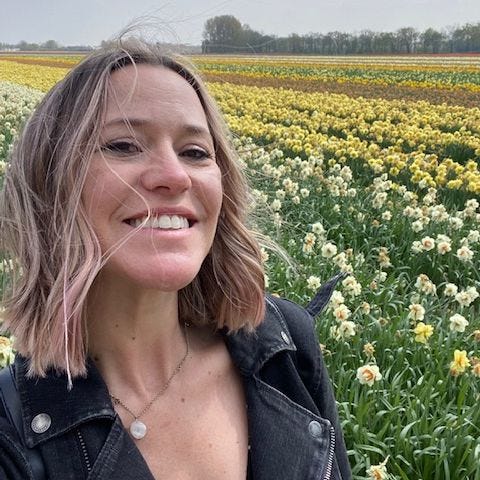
[0,38,265,381]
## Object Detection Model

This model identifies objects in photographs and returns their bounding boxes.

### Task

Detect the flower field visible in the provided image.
[193,55,480,92]
[0,54,479,479]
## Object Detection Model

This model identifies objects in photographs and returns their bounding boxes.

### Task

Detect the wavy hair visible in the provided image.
[0,38,265,381]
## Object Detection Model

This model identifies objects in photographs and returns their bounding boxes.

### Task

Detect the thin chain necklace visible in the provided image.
[109,323,190,440]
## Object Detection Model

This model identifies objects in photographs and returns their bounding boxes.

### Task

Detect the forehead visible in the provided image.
[105,64,207,122]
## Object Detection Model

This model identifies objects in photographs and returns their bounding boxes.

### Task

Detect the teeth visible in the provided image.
[158,216,171,228]
[131,215,189,230]
[171,216,182,229]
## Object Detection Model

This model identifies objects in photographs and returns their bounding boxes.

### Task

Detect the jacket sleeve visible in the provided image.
[273,296,352,480]
[0,417,34,480]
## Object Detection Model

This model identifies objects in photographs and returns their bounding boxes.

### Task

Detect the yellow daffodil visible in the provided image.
[413,322,434,344]
[450,350,471,376]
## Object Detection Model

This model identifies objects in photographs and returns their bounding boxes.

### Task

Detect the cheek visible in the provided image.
[82,183,104,221]
[211,178,224,215]
[196,169,223,215]
[81,172,115,231]
[212,167,224,207]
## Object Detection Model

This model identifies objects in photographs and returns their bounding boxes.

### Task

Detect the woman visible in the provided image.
[0,39,351,479]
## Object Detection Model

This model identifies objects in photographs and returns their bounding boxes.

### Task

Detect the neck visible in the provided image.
[86,274,187,399]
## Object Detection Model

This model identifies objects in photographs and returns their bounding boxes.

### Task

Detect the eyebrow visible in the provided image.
[103,118,211,137]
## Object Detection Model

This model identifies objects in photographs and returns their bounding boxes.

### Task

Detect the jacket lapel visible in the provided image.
[245,376,332,480]
[87,418,155,480]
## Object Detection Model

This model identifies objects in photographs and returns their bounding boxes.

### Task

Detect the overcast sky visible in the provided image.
[1,0,479,46]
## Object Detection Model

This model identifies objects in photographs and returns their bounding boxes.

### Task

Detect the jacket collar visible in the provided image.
[15,295,296,447]
[224,295,296,376]
[15,356,115,448]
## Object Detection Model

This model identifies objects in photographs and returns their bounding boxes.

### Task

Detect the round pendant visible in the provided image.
[130,419,147,439]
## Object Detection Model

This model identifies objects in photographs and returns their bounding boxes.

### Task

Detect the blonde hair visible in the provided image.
[0,38,265,380]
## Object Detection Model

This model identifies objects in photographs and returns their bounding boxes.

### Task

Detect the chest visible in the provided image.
[133,406,248,479]
[117,363,249,479]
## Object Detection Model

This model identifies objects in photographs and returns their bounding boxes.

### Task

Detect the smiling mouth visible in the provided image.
[125,214,194,230]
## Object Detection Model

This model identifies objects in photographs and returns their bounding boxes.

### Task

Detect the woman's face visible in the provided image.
[82,64,223,292]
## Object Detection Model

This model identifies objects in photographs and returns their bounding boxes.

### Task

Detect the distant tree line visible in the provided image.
[0,40,93,52]
[202,15,480,54]
[0,39,201,54]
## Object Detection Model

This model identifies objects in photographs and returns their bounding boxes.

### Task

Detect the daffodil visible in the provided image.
[413,322,434,344]
[450,349,470,376]
[449,314,469,333]
[356,364,382,386]
[0,336,15,368]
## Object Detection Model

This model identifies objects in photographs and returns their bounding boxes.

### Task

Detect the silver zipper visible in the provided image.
[76,429,92,474]
[322,426,336,480]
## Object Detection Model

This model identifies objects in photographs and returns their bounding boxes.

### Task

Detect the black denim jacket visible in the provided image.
[0,293,351,480]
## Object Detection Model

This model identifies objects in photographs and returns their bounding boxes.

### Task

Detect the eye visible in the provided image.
[180,148,213,161]
[101,141,142,156]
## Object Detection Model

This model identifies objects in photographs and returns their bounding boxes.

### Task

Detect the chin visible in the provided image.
[134,275,197,292]
[105,258,205,293]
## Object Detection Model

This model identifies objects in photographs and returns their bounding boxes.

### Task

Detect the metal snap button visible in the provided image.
[31,413,51,434]
[280,331,290,344]
[308,420,322,438]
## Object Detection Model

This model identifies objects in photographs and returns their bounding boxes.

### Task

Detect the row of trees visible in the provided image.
[0,40,92,52]
[3,19,479,54]
[202,16,480,54]
[0,39,201,54]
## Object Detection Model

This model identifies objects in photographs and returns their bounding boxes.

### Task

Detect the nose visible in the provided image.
[139,147,192,193]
